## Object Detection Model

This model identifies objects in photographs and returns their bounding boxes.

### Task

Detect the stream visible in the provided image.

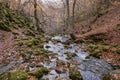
[0,35,112,80]
[41,35,112,80]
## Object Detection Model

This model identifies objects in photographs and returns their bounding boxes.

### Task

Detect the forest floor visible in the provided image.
[0,30,15,64]
[74,4,120,66]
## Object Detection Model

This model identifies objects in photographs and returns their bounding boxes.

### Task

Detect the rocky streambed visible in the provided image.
[0,35,113,80]
[41,35,112,80]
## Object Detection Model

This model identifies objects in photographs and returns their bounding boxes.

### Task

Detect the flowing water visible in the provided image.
[0,35,112,80]
[41,35,112,80]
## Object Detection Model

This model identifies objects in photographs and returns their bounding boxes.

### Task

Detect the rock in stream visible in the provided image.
[41,35,112,80]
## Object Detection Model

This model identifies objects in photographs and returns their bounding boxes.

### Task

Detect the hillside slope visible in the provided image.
[85,4,120,44]
[0,2,31,63]
[0,2,50,80]
[74,4,120,67]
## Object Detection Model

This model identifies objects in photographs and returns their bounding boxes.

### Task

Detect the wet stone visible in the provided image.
[42,35,112,80]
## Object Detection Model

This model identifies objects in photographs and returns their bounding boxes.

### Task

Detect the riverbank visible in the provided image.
[73,3,120,80]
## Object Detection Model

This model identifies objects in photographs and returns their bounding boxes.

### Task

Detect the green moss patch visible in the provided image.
[69,69,82,80]
[102,74,115,80]
[17,36,39,47]
[8,70,27,80]
[85,33,106,42]
[29,67,49,78]
[0,2,31,31]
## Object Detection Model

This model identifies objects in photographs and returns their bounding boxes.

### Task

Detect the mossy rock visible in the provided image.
[64,45,70,49]
[90,49,102,58]
[29,67,49,78]
[74,38,85,44]
[86,33,106,42]
[69,69,82,80]
[111,64,120,70]
[87,44,98,52]
[102,74,115,80]
[8,70,27,80]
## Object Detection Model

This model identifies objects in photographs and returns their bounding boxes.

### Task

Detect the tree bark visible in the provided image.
[72,0,76,28]
[66,0,70,27]
[66,0,70,19]
[34,0,43,33]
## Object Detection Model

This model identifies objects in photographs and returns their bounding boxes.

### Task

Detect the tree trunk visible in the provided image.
[66,0,70,19]
[72,0,76,28]
[34,0,43,33]
[66,0,70,27]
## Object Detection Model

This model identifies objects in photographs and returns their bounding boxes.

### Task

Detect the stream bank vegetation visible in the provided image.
[0,1,50,80]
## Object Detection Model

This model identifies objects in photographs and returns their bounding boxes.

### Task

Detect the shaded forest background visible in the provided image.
[0,0,116,34]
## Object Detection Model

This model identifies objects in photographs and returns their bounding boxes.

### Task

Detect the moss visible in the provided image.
[0,2,31,32]
[86,43,119,55]
[74,38,85,44]
[29,67,49,78]
[111,64,120,70]
[12,32,19,35]
[87,44,98,52]
[17,36,39,47]
[64,52,69,54]
[0,72,8,80]
[102,74,115,80]
[21,52,31,60]
[69,69,82,80]
[66,52,76,60]
[24,29,36,36]
[102,45,110,52]
[86,43,103,58]
[34,48,49,55]
[85,55,91,59]
[40,37,49,42]
[90,51,102,58]
[32,78,38,80]
[0,21,11,31]
[86,33,106,42]
[8,70,27,80]
[64,45,70,49]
